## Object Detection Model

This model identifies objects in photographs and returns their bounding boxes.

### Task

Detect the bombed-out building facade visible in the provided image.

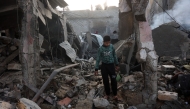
[0,0,190,109]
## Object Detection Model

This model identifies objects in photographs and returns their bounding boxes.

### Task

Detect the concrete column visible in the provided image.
[19,0,40,87]
[133,0,158,108]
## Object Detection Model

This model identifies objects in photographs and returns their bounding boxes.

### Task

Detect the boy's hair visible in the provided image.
[103,35,111,42]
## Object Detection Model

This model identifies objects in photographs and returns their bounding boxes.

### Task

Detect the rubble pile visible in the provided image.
[156,56,190,109]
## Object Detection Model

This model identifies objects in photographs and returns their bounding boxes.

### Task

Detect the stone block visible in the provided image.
[158,91,178,101]
[122,75,135,83]
[0,101,15,109]
[10,46,17,51]
[8,63,22,70]
[161,65,175,73]
[93,97,109,108]
[118,104,125,109]
[55,86,70,98]
[75,99,93,109]
[136,49,147,62]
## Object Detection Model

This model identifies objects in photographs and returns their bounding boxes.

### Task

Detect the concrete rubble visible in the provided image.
[0,0,190,109]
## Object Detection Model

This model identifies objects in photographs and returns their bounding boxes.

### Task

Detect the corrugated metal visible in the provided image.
[59,41,76,62]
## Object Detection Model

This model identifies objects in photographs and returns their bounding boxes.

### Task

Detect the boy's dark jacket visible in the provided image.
[95,44,118,71]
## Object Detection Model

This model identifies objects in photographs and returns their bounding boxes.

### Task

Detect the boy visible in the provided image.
[94,35,119,99]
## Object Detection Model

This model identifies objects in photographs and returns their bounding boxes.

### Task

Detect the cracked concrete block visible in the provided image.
[118,104,125,109]
[93,97,109,108]
[10,46,17,51]
[55,86,70,98]
[87,89,95,100]
[76,99,93,109]
[122,75,135,83]
[0,101,15,109]
[76,78,87,86]
[147,51,158,72]
[137,49,147,62]
[165,74,173,79]
[158,91,178,101]
[161,65,175,73]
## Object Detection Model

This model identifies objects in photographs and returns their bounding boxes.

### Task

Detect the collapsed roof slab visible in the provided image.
[152,24,189,57]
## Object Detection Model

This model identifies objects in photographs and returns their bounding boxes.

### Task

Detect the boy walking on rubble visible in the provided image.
[94,35,119,100]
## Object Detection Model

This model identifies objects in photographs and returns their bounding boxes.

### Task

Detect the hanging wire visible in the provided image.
[154,0,187,31]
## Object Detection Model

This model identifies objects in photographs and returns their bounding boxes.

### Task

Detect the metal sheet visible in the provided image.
[46,0,61,17]
[59,41,76,62]
[38,0,52,19]
[37,9,46,25]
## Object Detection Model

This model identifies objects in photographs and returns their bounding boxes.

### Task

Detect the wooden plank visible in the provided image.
[0,49,19,74]
[0,5,17,13]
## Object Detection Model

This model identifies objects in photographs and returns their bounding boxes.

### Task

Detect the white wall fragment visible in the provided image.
[147,51,158,71]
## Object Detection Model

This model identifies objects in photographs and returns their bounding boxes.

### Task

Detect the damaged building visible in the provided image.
[0,0,190,109]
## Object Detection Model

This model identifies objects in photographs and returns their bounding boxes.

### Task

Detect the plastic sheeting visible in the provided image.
[91,33,103,46]
[59,41,77,62]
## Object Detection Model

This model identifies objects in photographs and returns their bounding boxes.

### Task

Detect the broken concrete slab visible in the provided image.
[76,77,87,86]
[118,104,125,109]
[152,24,189,57]
[9,46,17,51]
[4,89,21,99]
[75,99,93,109]
[0,101,15,109]
[164,74,173,80]
[66,87,78,98]
[161,65,176,73]
[87,89,95,100]
[122,75,135,83]
[55,86,70,98]
[136,49,147,62]
[93,97,109,108]
[8,63,22,70]
[158,91,178,101]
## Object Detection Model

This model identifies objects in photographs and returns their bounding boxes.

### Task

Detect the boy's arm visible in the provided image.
[95,48,101,71]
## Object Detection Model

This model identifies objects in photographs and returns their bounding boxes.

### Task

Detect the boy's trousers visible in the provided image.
[101,63,117,96]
